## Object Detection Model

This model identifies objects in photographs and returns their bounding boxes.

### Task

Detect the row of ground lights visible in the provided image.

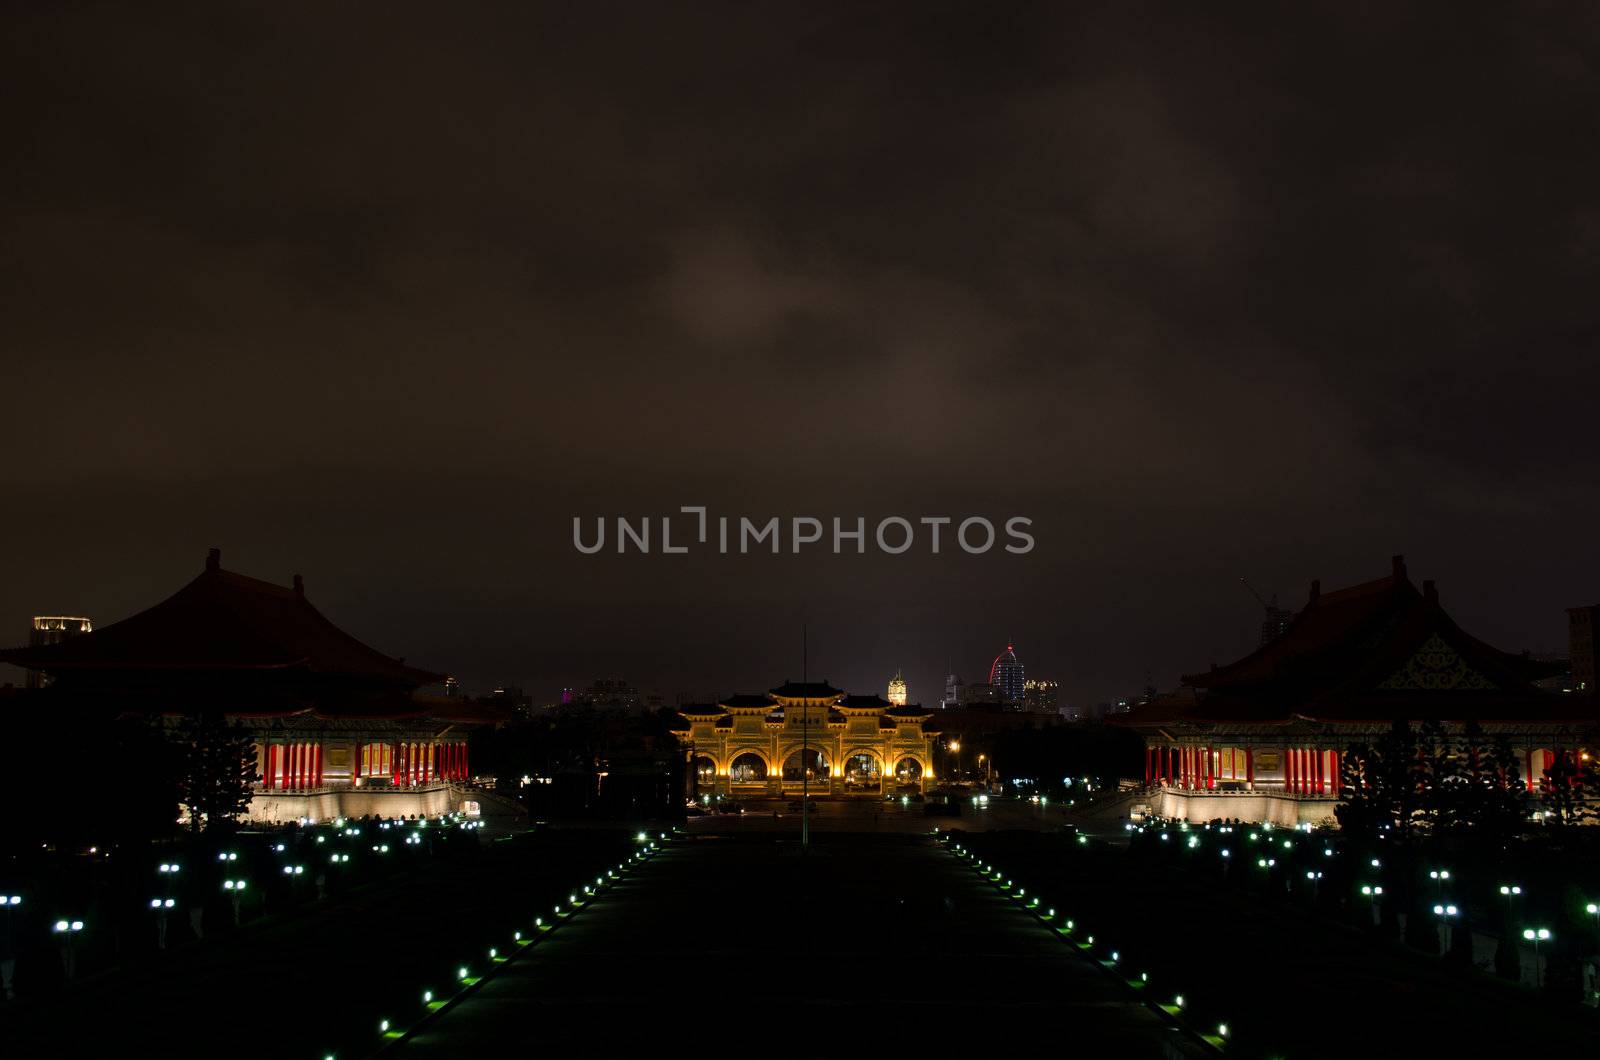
[12,814,487,967]
[1131,819,1583,989]
[334,829,678,1060]
[942,832,1230,1052]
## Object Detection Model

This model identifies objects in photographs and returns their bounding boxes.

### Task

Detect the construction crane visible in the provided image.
[1240,578,1293,647]
[1240,578,1269,609]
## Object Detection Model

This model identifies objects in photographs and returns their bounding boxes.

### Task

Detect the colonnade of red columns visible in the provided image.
[1145,744,1584,796]
[261,740,469,791]
[1146,744,1340,794]
[262,741,325,791]
[389,741,470,787]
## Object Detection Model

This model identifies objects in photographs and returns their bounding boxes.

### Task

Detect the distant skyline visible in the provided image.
[2,3,1595,705]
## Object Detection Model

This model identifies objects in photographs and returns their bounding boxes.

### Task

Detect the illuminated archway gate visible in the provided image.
[669,685,941,798]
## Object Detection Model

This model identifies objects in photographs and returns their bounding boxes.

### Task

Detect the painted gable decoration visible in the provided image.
[1376,634,1496,691]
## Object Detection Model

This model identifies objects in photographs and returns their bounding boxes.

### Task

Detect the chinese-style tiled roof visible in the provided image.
[770,680,843,700]
[885,703,934,719]
[677,703,729,719]
[720,694,776,713]
[1122,555,1573,728]
[838,694,890,711]
[0,550,443,687]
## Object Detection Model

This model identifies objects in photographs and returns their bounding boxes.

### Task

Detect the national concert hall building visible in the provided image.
[1119,555,1593,826]
[0,549,493,824]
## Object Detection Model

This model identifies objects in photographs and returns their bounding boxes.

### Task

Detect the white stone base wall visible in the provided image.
[246,785,459,823]
[1150,787,1339,827]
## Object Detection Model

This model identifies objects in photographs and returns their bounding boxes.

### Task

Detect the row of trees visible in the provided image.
[1335,719,1599,841]
[3,709,258,854]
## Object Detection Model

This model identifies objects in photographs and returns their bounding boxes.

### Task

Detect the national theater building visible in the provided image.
[1119,555,1593,826]
[670,681,940,798]
[0,549,496,824]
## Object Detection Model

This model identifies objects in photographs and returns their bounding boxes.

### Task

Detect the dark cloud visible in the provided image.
[1,2,1596,705]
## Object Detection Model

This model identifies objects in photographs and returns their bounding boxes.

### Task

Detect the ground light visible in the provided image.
[941,834,1227,1054]
[329,832,670,1056]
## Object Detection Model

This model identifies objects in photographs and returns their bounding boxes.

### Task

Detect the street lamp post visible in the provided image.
[1433,903,1459,956]
[52,919,84,979]
[0,894,20,1001]
[1361,885,1384,927]
[1523,927,1552,988]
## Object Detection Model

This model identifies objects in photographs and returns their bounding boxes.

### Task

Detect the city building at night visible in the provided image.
[989,643,1025,704]
[887,669,908,706]
[0,549,497,824]
[24,614,91,688]
[941,666,963,709]
[1022,677,1059,713]
[671,681,940,798]
[1120,556,1590,826]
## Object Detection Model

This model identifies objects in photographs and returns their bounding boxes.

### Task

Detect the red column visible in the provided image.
[315,743,323,788]
[462,742,469,780]
[1207,745,1215,789]
[1245,746,1255,791]
[1288,747,1297,793]
[353,743,361,783]
[267,744,277,790]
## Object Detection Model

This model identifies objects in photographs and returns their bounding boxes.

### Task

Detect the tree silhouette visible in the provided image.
[172,711,259,833]
[1538,743,1598,827]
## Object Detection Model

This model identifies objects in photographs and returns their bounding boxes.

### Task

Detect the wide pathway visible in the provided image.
[399,833,1203,1057]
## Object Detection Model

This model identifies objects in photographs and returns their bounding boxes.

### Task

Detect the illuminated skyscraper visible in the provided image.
[989,643,1025,705]
[1022,677,1058,713]
[942,668,963,709]
[887,669,908,706]
[26,615,91,689]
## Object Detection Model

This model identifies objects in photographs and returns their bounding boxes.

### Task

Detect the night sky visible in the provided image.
[3,2,1597,707]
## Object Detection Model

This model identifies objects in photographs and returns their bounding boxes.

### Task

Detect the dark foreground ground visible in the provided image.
[958,830,1600,1058]
[0,829,636,1060]
[397,831,1204,1058]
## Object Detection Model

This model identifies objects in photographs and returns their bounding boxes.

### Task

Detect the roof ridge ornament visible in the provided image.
[206,547,221,572]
